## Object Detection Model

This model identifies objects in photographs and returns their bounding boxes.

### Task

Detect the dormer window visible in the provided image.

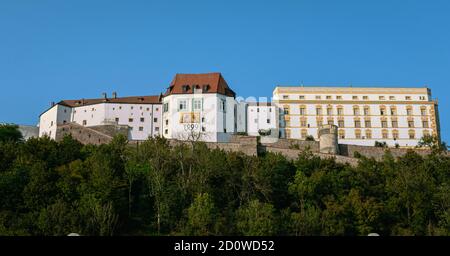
[202,84,210,92]
[182,85,190,93]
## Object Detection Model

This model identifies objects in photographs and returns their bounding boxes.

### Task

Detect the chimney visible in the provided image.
[112,92,117,99]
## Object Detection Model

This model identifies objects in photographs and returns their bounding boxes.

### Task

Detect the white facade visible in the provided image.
[246,103,278,136]
[39,104,72,139]
[162,93,242,142]
[273,86,440,147]
[39,100,162,141]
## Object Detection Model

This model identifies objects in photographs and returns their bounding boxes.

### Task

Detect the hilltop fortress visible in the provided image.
[38,73,441,164]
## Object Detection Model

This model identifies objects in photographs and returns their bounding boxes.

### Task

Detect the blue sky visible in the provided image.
[0,0,449,142]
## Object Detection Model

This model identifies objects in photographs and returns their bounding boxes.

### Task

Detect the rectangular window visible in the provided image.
[366,131,372,139]
[317,120,323,127]
[354,120,361,128]
[352,96,358,100]
[82,120,87,126]
[382,132,388,139]
[405,96,411,100]
[363,96,368,100]
[300,107,306,115]
[154,118,158,122]
[155,127,159,132]
[389,96,396,100]
[267,119,270,124]
[328,120,334,125]
[379,96,385,100]
[392,121,398,128]
[407,109,413,115]
[336,96,342,100]
[390,108,396,115]
[316,108,322,115]
[354,108,360,115]
[193,99,202,111]
[220,99,226,112]
[283,95,289,99]
[421,109,427,116]
[422,121,429,128]
[326,95,332,99]
[163,103,169,112]
[139,126,144,131]
[365,120,371,128]
[299,95,305,99]
[115,118,119,122]
[283,108,289,115]
[364,107,370,115]
[178,100,187,111]
[165,129,168,134]
[165,120,169,125]
[301,120,307,127]
[381,121,388,128]
[315,96,321,100]
[337,108,343,115]
[327,108,333,115]
[140,117,145,122]
[129,118,133,122]
[408,121,415,128]
[355,131,361,139]
[338,120,345,127]
[409,132,415,139]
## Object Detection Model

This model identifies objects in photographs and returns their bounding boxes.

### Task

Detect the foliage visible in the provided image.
[0,134,449,236]
[0,124,23,143]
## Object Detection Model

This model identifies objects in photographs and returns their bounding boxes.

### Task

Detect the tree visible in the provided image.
[417,134,446,153]
[236,199,277,236]
[185,193,216,235]
[0,124,22,143]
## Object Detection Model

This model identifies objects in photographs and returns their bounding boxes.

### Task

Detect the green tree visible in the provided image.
[185,193,216,235]
[0,124,23,143]
[236,199,276,236]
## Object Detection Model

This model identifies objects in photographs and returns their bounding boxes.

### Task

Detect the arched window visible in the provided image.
[355,129,362,139]
[339,129,345,139]
[408,129,415,139]
[392,129,399,139]
[301,129,308,139]
[353,105,360,115]
[382,129,389,139]
[365,129,372,139]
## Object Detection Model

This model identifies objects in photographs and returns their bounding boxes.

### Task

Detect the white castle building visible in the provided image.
[39,94,163,140]
[38,73,441,148]
[273,86,440,147]
[161,73,246,142]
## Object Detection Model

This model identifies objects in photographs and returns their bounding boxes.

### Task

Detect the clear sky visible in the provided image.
[0,0,449,142]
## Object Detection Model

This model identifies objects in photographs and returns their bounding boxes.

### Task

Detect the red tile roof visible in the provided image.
[58,95,161,107]
[164,72,236,97]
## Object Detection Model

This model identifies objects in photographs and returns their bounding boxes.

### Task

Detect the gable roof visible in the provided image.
[58,95,161,108]
[164,72,236,97]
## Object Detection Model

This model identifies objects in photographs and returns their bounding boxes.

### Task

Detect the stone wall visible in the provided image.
[55,123,129,145]
[261,138,319,152]
[339,144,432,160]
[264,147,358,166]
[169,135,259,156]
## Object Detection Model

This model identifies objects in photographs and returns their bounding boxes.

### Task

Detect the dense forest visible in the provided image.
[0,124,449,236]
